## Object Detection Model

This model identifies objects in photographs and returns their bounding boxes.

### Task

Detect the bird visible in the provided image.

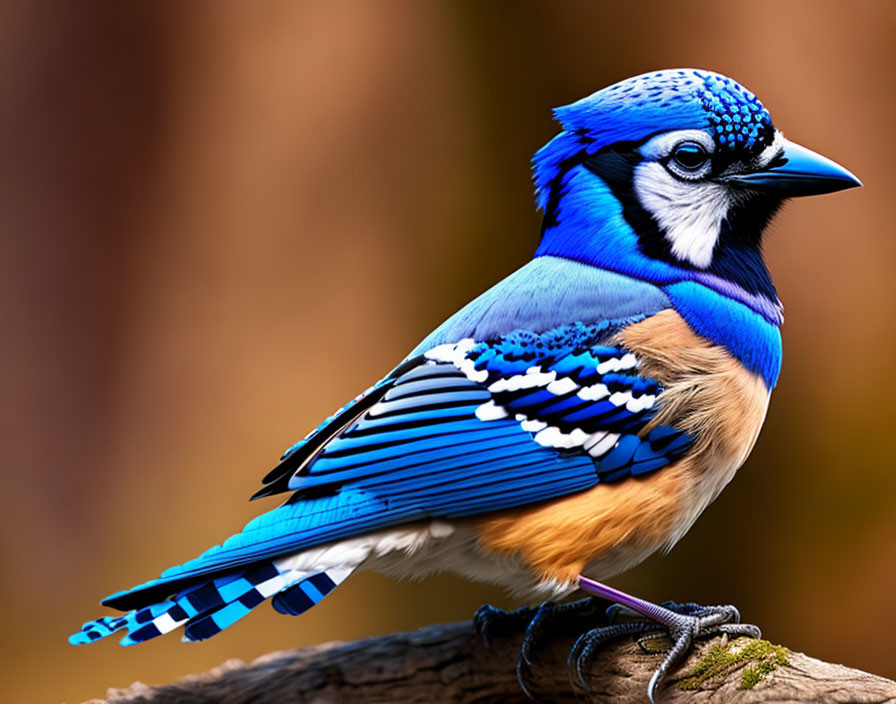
[70,69,860,701]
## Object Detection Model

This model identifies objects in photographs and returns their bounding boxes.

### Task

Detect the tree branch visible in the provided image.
[86,617,896,704]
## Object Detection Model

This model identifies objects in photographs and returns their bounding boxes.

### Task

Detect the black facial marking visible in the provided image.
[582,146,676,264]
[550,143,783,300]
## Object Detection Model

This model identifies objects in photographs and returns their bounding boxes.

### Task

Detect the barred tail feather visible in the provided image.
[70,546,366,646]
[183,566,349,641]
[69,598,186,646]
[271,565,354,616]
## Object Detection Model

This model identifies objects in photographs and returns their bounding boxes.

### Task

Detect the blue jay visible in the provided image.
[71,69,860,700]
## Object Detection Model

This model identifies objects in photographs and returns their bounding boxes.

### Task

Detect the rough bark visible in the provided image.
[86,618,896,704]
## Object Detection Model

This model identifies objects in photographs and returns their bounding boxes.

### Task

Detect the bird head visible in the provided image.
[533,69,861,301]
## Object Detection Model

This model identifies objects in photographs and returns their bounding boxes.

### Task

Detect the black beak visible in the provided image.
[727,139,862,197]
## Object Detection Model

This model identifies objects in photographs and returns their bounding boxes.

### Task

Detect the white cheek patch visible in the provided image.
[633,161,731,269]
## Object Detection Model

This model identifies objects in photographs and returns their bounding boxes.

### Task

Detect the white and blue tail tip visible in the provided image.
[70,562,351,646]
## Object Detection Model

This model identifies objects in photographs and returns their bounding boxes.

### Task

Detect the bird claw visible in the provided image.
[515,602,557,697]
[473,603,537,649]
[517,600,603,695]
[476,598,606,699]
[569,619,662,694]
[719,621,762,639]
[568,601,760,703]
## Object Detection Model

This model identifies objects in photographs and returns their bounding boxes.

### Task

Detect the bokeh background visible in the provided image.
[2,1,893,701]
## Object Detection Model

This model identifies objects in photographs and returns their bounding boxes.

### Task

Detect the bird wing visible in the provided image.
[103,315,691,611]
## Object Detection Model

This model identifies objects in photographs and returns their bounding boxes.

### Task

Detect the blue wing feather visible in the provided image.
[101,312,692,615]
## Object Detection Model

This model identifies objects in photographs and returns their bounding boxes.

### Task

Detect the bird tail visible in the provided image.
[69,548,363,646]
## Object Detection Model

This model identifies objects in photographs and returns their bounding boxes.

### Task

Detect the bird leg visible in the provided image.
[573,575,761,702]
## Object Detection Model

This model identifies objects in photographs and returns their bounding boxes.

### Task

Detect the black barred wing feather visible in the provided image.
[282,320,692,499]
[253,375,398,500]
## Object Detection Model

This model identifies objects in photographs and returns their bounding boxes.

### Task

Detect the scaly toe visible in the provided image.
[719,622,762,639]
[513,598,612,699]
[647,622,699,703]
[568,620,665,694]
[473,603,537,649]
[515,602,560,699]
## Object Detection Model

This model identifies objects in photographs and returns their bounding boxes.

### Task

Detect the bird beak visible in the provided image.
[727,139,862,197]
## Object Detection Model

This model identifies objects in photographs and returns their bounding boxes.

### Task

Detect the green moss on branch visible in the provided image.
[678,637,789,691]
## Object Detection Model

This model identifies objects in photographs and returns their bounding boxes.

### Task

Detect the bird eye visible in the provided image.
[671,142,709,171]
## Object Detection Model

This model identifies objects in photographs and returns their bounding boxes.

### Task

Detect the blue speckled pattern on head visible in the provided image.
[699,72,773,152]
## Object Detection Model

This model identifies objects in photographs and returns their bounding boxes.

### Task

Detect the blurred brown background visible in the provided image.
[1,1,893,701]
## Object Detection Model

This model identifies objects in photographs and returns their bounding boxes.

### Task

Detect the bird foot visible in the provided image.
[476,587,758,703]
[570,600,760,702]
[473,603,539,649]
[476,598,608,699]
